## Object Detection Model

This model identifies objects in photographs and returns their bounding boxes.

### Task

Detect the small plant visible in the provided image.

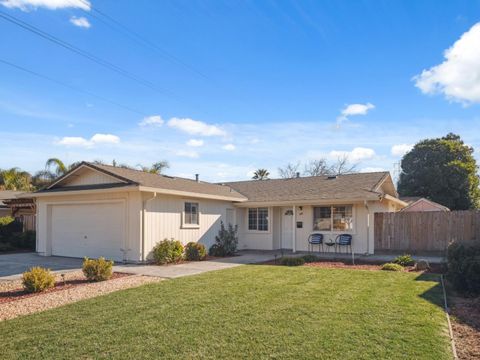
[22,267,55,293]
[393,254,414,267]
[280,257,305,266]
[152,239,184,264]
[82,257,113,281]
[381,263,404,272]
[0,216,14,226]
[302,254,319,263]
[209,221,238,257]
[185,242,207,261]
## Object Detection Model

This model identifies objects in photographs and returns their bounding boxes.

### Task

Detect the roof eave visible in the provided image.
[138,186,247,202]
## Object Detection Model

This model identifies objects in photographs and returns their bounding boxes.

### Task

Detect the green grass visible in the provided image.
[0,266,451,359]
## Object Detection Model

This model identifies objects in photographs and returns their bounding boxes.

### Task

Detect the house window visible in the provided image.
[313,205,353,231]
[248,207,268,231]
[184,202,199,225]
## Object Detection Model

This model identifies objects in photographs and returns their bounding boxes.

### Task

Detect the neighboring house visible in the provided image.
[0,190,23,218]
[30,162,406,262]
[400,197,450,212]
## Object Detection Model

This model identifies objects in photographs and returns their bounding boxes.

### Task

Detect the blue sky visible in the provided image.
[1,0,480,182]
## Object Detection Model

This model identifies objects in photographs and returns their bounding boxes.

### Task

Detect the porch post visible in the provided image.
[292,205,296,253]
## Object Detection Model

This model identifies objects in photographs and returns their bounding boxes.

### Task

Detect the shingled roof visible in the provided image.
[223,172,391,203]
[40,162,247,201]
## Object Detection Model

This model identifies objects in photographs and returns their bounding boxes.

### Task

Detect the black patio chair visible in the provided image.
[308,233,324,253]
[335,234,352,254]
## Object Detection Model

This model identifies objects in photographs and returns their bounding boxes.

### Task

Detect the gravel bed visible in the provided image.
[0,271,162,321]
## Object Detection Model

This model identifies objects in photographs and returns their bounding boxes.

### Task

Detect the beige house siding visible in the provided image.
[236,207,274,250]
[143,194,233,260]
[57,167,124,187]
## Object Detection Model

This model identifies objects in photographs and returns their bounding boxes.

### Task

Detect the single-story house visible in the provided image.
[30,162,407,262]
[400,197,450,212]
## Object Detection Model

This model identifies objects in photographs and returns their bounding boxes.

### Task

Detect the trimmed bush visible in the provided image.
[393,254,414,267]
[152,239,184,265]
[82,257,113,281]
[209,222,238,257]
[381,263,404,272]
[280,257,305,266]
[22,267,55,293]
[302,254,319,263]
[185,242,207,261]
[447,242,480,294]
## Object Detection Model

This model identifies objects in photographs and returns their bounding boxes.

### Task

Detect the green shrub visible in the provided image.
[152,239,184,264]
[0,216,14,226]
[279,257,305,266]
[22,267,55,293]
[185,242,207,261]
[209,221,238,257]
[302,254,319,263]
[447,242,480,294]
[393,254,414,267]
[381,263,404,271]
[82,257,113,281]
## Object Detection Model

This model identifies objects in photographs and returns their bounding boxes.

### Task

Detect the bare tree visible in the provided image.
[303,159,331,176]
[330,155,357,175]
[278,162,301,179]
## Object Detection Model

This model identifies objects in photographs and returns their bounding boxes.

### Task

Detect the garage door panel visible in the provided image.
[51,202,125,261]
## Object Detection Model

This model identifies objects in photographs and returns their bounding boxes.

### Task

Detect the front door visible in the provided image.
[281,207,293,249]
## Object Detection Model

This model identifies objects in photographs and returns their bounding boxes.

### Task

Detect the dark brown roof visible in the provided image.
[224,172,390,203]
[41,162,247,201]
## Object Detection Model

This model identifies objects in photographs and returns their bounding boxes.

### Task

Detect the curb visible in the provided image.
[440,275,458,360]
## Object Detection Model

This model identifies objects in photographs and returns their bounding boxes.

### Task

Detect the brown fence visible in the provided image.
[374,211,480,254]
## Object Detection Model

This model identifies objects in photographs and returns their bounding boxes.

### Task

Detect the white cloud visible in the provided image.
[222,144,235,151]
[329,147,376,162]
[414,23,480,104]
[361,167,385,173]
[337,103,375,126]
[139,115,164,127]
[187,139,204,147]
[167,117,226,137]
[391,144,413,157]
[69,16,91,29]
[56,133,120,148]
[175,150,199,158]
[0,0,90,11]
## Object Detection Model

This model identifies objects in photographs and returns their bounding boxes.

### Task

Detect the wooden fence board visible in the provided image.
[374,211,480,254]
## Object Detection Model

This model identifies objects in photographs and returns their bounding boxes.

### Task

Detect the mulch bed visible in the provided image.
[263,258,444,273]
[449,294,480,360]
[0,272,131,304]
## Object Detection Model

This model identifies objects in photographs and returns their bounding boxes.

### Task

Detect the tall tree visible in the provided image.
[329,155,357,176]
[137,161,170,174]
[0,168,32,191]
[398,133,480,210]
[304,159,331,176]
[45,158,69,177]
[252,169,270,180]
[278,162,301,179]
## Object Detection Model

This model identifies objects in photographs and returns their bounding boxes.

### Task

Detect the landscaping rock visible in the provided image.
[415,259,430,271]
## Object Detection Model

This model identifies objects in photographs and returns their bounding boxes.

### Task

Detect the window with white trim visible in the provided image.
[184,202,199,225]
[248,207,268,231]
[313,205,353,231]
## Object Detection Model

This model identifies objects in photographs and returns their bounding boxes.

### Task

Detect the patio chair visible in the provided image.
[335,234,352,254]
[308,233,324,253]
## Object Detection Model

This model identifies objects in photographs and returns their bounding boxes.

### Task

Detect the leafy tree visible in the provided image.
[45,158,69,177]
[398,133,480,210]
[0,168,32,191]
[137,161,169,174]
[252,169,270,180]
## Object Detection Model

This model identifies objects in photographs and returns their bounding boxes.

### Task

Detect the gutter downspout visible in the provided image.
[364,200,370,255]
[142,192,157,262]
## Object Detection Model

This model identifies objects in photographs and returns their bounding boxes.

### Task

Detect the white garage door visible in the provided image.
[51,202,125,262]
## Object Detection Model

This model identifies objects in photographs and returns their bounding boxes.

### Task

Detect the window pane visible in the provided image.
[248,208,257,230]
[333,205,353,231]
[185,202,199,225]
[258,208,268,231]
[313,206,331,231]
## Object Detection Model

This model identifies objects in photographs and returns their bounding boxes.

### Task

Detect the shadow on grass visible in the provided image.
[415,273,445,309]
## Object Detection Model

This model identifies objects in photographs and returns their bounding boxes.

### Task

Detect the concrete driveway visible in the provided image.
[0,251,275,281]
[0,253,83,280]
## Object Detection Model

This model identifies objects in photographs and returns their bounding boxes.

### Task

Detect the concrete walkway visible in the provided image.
[114,252,276,279]
[0,252,276,281]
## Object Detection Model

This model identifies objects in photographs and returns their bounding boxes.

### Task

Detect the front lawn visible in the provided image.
[0,265,451,359]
